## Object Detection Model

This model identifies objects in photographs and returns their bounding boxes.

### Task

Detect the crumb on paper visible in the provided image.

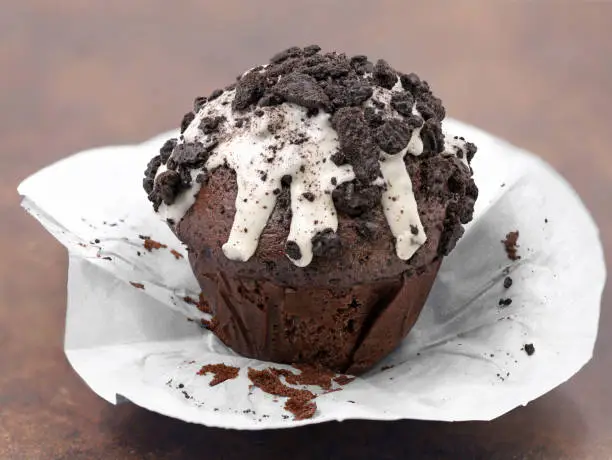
[129,282,145,290]
[498,298,513,307]
[143,238,167,251]
[170,249,184,259]
[503,276,513,289]
[183,296,198,305]
[524,343,535,356]
[334,375,356,385]
[502,231,520,261]
[380,365,394,371]
[197,293,212,314]
[197,363,240,386]
[247,368,317,420]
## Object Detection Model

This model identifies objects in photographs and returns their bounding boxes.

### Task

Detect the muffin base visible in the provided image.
[197,260,441,374]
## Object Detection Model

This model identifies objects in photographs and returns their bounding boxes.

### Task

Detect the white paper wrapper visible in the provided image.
[18,119,605,429]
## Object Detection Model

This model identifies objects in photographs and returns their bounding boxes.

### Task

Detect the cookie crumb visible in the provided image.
[503,276,513,289]
[498,298,513,307]
[170,249,184,259]
[130,282,145,290]
[524,343,535,356]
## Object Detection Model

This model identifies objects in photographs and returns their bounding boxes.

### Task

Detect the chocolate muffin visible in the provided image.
[143,47,478,374]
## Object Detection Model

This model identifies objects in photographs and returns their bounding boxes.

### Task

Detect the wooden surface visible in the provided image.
[2,2,611,459]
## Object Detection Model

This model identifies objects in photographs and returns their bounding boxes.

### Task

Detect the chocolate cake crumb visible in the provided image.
[272,364,336,390]
[503,231,521,261]
[197,363,240,386]
[498,298,513,307]
[197,293,213,314]
[183,296,197,305]
[284,397,316,421]
[524,343,535,356]
[143,239,167,251]
[285,241,302,260]
[333,375,356,385]
[130,282,145,290]
[247,368,317,420]
[503,276,513,289]
[170,249,184,259]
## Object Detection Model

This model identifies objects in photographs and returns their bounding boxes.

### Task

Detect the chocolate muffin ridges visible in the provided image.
[144,46,477,267]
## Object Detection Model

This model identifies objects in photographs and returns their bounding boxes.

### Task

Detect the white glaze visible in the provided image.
[443,137,471,168]
[154,73,439,266]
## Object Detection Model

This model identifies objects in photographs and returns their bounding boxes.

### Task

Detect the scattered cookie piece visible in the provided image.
[524,343,535,356]
[130,282,145,290]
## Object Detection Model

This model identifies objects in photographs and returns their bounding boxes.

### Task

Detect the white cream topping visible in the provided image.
[177,90,355,266]
[443,137,471,168]
[370,81,427,260]
[154,74,452,266]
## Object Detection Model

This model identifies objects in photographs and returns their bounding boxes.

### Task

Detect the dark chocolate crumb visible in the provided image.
[273,73,330,109]
[498,298,513,307]
[390,91,415,117]
[193,96,207,112]
[233,71,267,111]
[208,89,223,101]
[312,228,341,258]
[180,112,195,134]
[199,115,225,134]
[285,241,302,260]
[281,175,293,188]
[410,225,419,235]
[374,119,412,154]
[130,282,145,290]
[373,59,397,89]
[503,277,513,289]
[302,192,315,202]
[524,344,535,356]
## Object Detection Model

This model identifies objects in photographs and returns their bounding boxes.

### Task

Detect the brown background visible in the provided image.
[1,2,611,459]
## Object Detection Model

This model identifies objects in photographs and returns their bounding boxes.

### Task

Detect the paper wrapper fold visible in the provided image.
[18,119,606,429]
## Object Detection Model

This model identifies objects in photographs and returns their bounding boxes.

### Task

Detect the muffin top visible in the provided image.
[143,46,477,275]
